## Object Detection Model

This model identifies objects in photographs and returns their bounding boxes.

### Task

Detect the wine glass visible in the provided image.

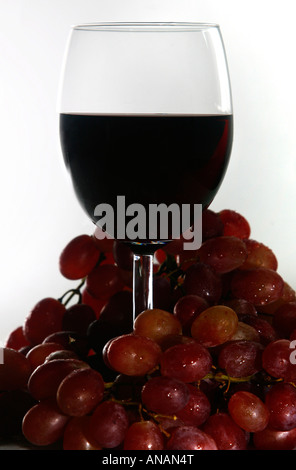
[58,22,233,321]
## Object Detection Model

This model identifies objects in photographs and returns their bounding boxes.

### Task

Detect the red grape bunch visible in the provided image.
[2,208,296,450]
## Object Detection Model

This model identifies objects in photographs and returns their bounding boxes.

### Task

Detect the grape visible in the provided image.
[56,368,104,417]
[123,421,164,450]
[86,352,118,383]
[0,348,32,391]
[265,383,296,431]
[43,330,90,357]
[59,234,101,280]
[28,358,89,401]
[63,416,102,450]
[46,349,79,362]
[96,290,133,336]
[173,294,209,334]
[81,287,107,317]
[166,426,218,450]
[177,249,200,271]
[273,302,296,337]
[160,341,212,382]
[243,315,277,345]
[99,290,133,326]
[86,290,134,350]
[5,326,31,351]
[92,227,114,252]
[87,318,124,356]
[202,209,224,240]
[223,298,257,319]
[106,334,162,376]
[218,340,263,378]
[141,376,190,415]
[153,276,174,311]
[228,391,270,432]
[219,209,251,239]
[89,401,129,448]
[240,239,278,271]
[231,268,284,306]
[197,236,247,273]
[23,297,66,345]
[111,374,146,402]
[229,322,260,342]
[0,390,36,438]
[253,425,296,450]
[183,262,222,304]
[259,283,296,317]
[62,303,96,335]
[191,305,238,347]
[202,412,248,450]
[261,339,296,380]
[26,342,67,369]
[112,240,133,271]
[154,248,167,266]
[133,308,182,345]
[86,264,125,301]
[22,398,70,446]
[159,334,196,351]
[175,385,211,426]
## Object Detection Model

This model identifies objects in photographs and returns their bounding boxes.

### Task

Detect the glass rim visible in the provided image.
[72,22,220,32]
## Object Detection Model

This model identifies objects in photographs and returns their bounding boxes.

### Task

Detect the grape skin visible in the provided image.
[183,262,222,304]
[228,391,270,432]
[28,358,89,401]
[160,341,212,382]
[24,297,66,345]
[89,401,129,448]
[133,308,182,345]
[59,234,101,280]
[253,425,296,450]
[56,368,105,416]
[219,209,251,239]
[175,385,211,427]
[202,412,248,450]
[22,398,70,446]
[63,416,102,450]
[265,383,296,431]
[123,421,164,450]
[218,340,263,378]
[173,294,209,334]
[0,348,32,391]
[141,376,190,415]
[191,305,238,347]
[231,268,284,306]
[197,236,247,274]
[166,426,218,450]
[106,333,162,376]
[262,339,292,379]
[240,239,278,271]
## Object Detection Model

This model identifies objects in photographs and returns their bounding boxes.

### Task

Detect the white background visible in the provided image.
[0,0,295,344]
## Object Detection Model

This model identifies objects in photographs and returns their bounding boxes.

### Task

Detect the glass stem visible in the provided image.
[132,252,154,322]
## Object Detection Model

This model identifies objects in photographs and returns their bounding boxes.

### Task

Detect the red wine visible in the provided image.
[60,114,232,240]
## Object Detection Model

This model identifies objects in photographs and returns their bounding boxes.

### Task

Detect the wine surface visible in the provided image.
[60,114,233,240]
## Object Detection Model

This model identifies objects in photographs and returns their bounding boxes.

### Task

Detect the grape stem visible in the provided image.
[58,278,86,306]
[206,371,254,384]
[139,403,175,438]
